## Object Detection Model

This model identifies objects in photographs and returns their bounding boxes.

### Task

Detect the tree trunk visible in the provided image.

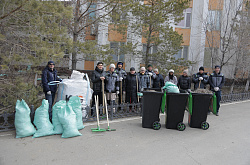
[72,33,78,70]
[72,0,80,70]
[245,71,250,92]
[145,24,152,67]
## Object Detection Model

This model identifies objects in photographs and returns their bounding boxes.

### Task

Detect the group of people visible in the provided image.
[41,60,224,120]
[91,62,224,116]
[91,62,165,107]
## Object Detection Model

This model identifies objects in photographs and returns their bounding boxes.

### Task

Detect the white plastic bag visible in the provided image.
[56,70,93,107]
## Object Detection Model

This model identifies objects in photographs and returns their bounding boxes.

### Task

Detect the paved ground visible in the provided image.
[0,101,250,165]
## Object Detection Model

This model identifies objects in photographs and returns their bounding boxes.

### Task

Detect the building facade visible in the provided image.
[70,0,246,78]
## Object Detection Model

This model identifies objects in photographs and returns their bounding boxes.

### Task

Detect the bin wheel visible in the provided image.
[152,121,161,130]
[177,122,186,131]
[201,122,209,130]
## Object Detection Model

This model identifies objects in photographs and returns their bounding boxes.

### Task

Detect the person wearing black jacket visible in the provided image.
[125,67,140,103]
[42,61,62,120]
[193,66,209,90]
[178,70,191,92]
[114,62,127,104]
[153,68,164,89]
[91,62,106,107]
[209,65,225,116]
[145,64,156,88]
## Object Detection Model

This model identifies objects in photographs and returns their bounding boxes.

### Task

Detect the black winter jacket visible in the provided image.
[145,70,156,87]
[192,72,209,89]
[178,75,191,90]
[42,66,61,93]
[125,73,140,103]
[153,73,164,89]
[92,67,106,93]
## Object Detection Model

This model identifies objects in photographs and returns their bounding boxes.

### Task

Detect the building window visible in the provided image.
[203,47,218,67]
[174,46,189,60]
[110,42,125,62]
[88,3,96,20]
[111,10,127,23]
[176,8,192,28]
[142,44,157,54]
[207,10,221,31]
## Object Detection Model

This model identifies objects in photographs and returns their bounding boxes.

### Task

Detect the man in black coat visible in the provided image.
[193,66,209,90]
[153,68,164,89]
[91,62,106,107]
[42,61,62,120]
[125,67,140,103]
[145,64,156,88]
[209,65,225,116]
[115,62,127,104]
[178,70,191,93]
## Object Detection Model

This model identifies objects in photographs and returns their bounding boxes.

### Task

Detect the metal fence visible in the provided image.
[1,92,250,132]
[221,92,250,103]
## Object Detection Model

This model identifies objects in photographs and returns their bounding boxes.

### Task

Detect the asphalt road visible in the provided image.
[0,101,250,165]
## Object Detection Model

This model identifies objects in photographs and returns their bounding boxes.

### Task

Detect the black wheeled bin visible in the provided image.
[142,91,163,130]
[188,93,213,130]
[165,93,189,131]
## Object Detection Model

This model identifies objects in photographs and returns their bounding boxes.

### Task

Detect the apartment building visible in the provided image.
[72,0,245,77]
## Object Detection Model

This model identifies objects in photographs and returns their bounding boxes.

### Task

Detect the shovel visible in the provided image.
[104,94,116,131]
[91,95,106,132]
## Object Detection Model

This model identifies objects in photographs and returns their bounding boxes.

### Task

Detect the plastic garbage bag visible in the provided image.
[33,99,54,138]
[52,101,64,134]
[56,70,93,107]
[15,100,36,138]
[57,100,82,138]
[68,96,85,130]
[163,82,180,93]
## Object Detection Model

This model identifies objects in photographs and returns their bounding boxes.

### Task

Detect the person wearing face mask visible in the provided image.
[178,70,191,93]
[42,61,62,121]
[125,67,140,103]
[209,65,225,116]
[138,67,150,91]
[164,69,178,85]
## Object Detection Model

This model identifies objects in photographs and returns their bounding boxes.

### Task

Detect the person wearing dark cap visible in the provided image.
[42,60,62,121]
[125,67,140,103]
[209,65,225,116]
[145,64,156,88]
[115,62,127,104]
[192,66,209,90]
[91,62,106,109]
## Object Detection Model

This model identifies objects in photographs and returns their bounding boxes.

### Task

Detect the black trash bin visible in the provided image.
[188,93,213,130]
[142,91,163,130]
[165,93,189,131]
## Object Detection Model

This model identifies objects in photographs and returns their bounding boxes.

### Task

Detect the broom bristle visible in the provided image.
[194,89,213,94]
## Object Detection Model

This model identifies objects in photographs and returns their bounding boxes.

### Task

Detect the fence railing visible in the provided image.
[1,92,250,132]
